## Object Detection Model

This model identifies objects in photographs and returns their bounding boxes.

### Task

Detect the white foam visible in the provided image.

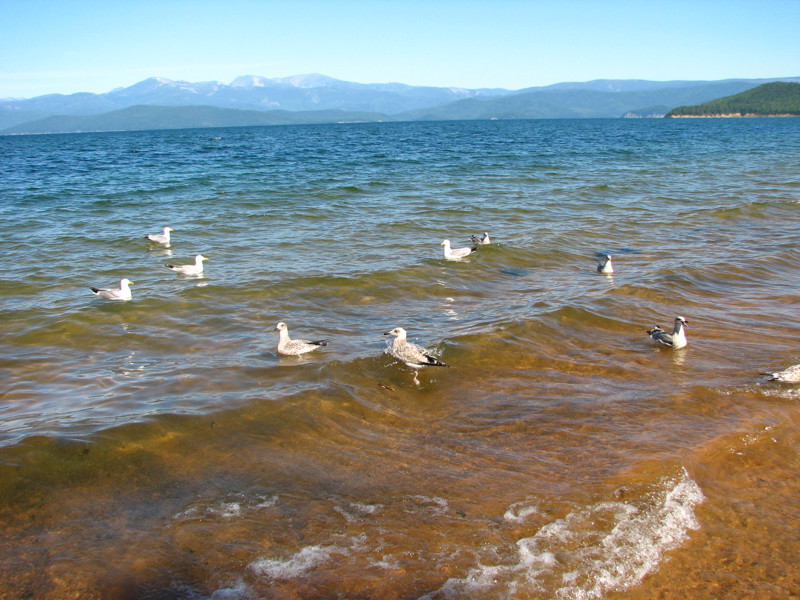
[254,496,280,509]
[250,535,366,581]
[172,494,278,522]
[555,473,704,599]
[504,500,539,523]
[404,495,449,516]
[209,580,250,600]
[213,502,243,518]
[334,501,383,522]
[424,469,704,599]
[251,544,339,579]
[739,424,777,449]
[748,381,800,401]
[373,554,401,570]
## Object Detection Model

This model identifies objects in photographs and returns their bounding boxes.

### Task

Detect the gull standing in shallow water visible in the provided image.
[384,327,448,379]
[166,254,208,276]
[597,254,614,274]
[144,226,174,246]
[763,364,800,383]
[90,278,134,301]
[274,322,328,356]
[440,239,476,260]
[647,316,688,349]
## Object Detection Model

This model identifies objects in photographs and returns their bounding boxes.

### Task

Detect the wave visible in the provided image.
[197,470,704,600]
[250,535,368,581]
[424,469,704,600]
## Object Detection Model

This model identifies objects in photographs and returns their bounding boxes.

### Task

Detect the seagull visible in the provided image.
[646,316,688,349]
[90,278,134,301]
[274,322,328,356]
[166,254,208,275]
[471,232,491,246]
[145,226,174,245]
[763,364,800,383]
[384,327,449,370]
[597,254,614,274]
[441,239,476,260]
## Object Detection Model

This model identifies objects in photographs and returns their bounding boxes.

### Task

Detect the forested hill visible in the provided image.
[666,82,800,117]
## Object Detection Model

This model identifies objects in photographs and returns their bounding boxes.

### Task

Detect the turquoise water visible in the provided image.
[1,119,799,599]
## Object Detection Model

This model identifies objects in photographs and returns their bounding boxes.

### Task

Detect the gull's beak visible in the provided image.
[440,242,445,246]
[129,281,135,285]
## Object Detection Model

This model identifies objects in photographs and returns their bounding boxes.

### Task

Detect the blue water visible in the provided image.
[1,118,799,599]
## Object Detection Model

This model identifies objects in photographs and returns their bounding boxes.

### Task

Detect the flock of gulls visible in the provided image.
[89,226,799,385]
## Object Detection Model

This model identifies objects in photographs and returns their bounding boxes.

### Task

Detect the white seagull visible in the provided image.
[166,254,208,275]
[441,239,476,260]
[90,278,134,301]
[646,316,688,349]
[471,232,491,246]
[597,254,614,274]
[145,226,174,245]
[274,321,328,356]
[763,364,800,383]
[384,327,448,371]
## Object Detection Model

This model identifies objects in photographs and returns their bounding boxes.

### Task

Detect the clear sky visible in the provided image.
[2,0,798,99]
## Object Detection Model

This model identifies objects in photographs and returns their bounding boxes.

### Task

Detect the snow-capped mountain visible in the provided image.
[0,74,511,117]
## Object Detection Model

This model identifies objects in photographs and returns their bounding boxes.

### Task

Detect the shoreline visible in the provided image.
[667,113,799,118]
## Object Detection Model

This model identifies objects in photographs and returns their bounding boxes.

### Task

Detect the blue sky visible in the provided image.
[2,0,798,98]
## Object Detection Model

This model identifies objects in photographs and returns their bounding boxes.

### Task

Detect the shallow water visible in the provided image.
[1,118,799,599]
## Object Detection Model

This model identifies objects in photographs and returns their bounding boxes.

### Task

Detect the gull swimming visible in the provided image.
[646,316,688,349]
[441,239,476,260]
[597,254,614,274]
[384,327,448,371]
[274,321,328,356]
[145,226,174,245]
[471,232,491,246]
[763,363,800,383]
[90,278,134,301]
[166,254,208,275]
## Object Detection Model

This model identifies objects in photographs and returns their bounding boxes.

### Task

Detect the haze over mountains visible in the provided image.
[2,74,798,134]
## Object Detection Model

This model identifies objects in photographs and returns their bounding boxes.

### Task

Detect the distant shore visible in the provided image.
[668,113,799,118]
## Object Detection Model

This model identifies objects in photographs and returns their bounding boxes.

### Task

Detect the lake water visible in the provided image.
[1,118,799,599]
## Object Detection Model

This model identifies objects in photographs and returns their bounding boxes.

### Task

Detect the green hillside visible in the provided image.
[666,82,800,117]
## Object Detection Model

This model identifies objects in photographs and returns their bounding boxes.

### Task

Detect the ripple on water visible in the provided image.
[2,119,800,598]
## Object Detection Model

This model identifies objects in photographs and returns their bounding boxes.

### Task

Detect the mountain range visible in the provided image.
[2,74,799,135]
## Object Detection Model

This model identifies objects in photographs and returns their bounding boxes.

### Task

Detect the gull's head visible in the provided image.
[675,316,688,327]
[440,240,450,247]
[197,255,209,261]
[121,278,134,286]
[164,227,174,233]
[384,327,406,338]
[274,322,287,332]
